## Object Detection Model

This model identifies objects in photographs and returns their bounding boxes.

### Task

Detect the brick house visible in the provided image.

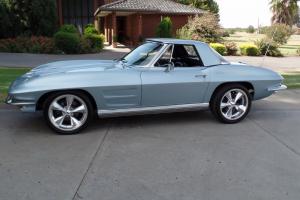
[56,0,204,45]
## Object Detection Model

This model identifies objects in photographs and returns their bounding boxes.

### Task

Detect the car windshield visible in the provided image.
[121,42,163,66]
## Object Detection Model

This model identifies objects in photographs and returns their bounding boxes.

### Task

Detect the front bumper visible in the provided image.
[267,84,287,92]
[5,95,36,112]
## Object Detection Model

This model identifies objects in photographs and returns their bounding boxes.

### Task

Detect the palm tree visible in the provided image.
[270,0,299,26]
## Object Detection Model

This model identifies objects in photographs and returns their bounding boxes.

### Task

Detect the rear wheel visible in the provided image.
[43,92,93,134]
[210,84,252,124]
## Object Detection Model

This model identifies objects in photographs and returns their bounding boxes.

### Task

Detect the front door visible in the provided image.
[117,16,126,43]
[141,44,210,107]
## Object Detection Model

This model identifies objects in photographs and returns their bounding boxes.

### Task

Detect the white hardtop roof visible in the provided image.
[146,38,207,46]
[146,38,228,66]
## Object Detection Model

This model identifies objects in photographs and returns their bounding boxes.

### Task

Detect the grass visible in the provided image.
[0,67,299,103]
[224,32,300,56]
[0,67,30,102]
[282,73,300,89]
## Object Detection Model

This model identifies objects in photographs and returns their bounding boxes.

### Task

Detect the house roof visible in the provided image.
[95,0,204,15]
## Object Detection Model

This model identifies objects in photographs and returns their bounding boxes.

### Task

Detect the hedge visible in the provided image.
[210,43,226,55]
[239,44,259,56]
[54,31,80,54]
[0,36,58,54]
[84,34,105,51]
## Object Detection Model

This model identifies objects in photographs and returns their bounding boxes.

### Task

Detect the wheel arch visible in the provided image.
[210,82,255,103]
[36,89,98,111]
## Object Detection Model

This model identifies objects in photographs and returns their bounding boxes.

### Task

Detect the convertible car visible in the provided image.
[6,39,286,134]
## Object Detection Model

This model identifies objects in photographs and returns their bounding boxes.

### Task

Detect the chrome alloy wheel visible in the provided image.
[48,94,88,131]
[220,89,249,121]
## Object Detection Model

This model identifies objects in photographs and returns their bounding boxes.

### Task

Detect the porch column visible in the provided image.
[104,16,108,42]
[138,14,143,38]
[107,15,112,45]
[112,12,117,43]
[57,0,63,26]
[94,16,99,32]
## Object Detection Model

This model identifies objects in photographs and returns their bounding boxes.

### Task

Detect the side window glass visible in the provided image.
[172,45,204,67]
[184,45,198,57]
[155,45,173,67]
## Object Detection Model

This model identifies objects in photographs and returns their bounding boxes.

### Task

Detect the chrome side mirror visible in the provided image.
[164,62,174,72]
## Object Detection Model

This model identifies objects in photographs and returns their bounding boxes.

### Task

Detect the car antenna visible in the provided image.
[260,26,277,66]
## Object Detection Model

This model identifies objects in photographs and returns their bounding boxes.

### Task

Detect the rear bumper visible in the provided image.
[267,84,287,92]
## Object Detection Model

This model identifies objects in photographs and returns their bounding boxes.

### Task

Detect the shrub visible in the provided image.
[79,38,93,54]
[239,44,259,56]
[222,30,230,37]
[210,43,226,55]
[156,17,172,38]
[297,48,300,56]
[84,24,98,35]
[54,31,80,54]
[225,42,238,56]
[84,34,105,51]
[247,25,255,33]
[254,39,282,57]
[228,29,236,34]
[176,13,223,43]
[265,24,293,45]
[59,24,78,34]
[0,36,58,53]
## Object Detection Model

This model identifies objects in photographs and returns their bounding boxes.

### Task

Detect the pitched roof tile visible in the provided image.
[97,0,204,14]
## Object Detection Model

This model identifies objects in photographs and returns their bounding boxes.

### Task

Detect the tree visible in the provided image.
[176,0,219,14]
[247,25,255,33]
[9,0,57,36]
[156,17,173,38]
[265,23,293,44]
[0,0,23,38]
[270,0,299,26]
[0,1,12,38]
[176,13,222,43]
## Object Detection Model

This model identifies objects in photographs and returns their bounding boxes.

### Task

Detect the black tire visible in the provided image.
[210,84,252,124]
[43,91,94,134]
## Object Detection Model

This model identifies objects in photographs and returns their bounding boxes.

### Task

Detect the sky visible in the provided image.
[215,0,273,28]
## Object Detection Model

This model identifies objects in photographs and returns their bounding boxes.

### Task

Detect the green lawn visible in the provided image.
[224,32,300,56]
[282,73,300,89]
[0,67,30,102]
[0,67,299,103]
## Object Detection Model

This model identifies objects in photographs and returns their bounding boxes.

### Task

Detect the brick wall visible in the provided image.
[141,14,190,38]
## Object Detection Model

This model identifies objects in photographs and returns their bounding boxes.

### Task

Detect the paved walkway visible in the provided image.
[0,48,299,73]
[0,90,300,200]
[227,56,300,73]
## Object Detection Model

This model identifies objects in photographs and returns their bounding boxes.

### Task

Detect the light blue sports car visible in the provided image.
[6,39,287,134]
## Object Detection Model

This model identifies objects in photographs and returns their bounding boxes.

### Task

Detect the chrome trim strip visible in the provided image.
[5,96,35,106]
[268,84,287,92]
[7,102,36,106]
[98,103,209,117]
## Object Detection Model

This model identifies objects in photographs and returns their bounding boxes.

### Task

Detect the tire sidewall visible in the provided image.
[43,91,93,134]
[211,84,252,124]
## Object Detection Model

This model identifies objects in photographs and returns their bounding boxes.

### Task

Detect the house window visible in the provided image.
[62,0,94,30]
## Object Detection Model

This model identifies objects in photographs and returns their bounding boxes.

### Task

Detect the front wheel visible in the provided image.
[210,84,252,124]
[43,92,93,134]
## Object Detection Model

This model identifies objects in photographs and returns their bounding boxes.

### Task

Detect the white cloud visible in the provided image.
[215,0,273,28]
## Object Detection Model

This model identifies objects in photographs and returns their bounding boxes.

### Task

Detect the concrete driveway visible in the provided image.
[0,90,300,200]
[0,49,299,73]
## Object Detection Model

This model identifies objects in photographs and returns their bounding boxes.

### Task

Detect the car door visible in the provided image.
[141,44,210,107]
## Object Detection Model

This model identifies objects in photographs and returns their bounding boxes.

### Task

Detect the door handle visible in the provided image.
[195,74,207,78]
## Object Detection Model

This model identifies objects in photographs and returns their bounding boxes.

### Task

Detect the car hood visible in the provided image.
[27,60,118,77]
